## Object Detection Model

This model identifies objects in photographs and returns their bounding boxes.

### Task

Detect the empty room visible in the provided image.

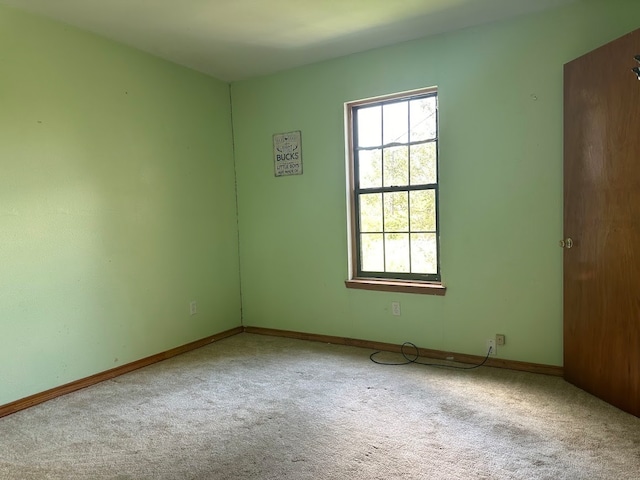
[1,0,639,478]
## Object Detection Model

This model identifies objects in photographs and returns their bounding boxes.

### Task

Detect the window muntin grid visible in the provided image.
[351,90,440,281]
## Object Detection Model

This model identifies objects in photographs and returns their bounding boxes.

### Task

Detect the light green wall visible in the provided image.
[2,0,638,408]
[231,0,640,366]
[0,6,241,405]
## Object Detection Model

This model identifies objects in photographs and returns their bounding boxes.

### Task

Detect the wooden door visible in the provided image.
[564,29,640,417]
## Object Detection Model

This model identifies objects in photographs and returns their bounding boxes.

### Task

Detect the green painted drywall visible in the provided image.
[231,0,640,366]
[0,6,241,405]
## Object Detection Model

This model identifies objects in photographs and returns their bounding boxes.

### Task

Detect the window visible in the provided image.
[345,87,444,295]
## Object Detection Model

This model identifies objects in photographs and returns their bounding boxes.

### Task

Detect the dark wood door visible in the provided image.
[564,29,640,417]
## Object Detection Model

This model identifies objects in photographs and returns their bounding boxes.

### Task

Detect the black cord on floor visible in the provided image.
[370,342,492,370]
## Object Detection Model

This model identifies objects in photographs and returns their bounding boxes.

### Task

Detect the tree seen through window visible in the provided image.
[348,88,440,282]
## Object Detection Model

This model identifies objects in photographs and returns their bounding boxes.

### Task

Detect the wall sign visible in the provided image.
[273,131,302,177]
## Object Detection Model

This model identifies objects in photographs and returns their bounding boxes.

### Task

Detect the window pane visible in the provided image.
[410,142,437,185]
[359,193,383,232]
[383,101,408,145]
[410,96,437,142]
[383,146,408,187]
[361,233,384,272]
[349,89,440,282]
[411,233,437,274]
[383,191,408,232]
[410,190,436,231]
[357,105,381,147]
[358,149,382,188]
[385,233,410,272]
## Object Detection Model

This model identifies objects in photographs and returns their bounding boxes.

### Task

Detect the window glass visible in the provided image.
[348,88,440,282]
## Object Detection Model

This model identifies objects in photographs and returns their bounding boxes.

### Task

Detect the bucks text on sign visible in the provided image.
[273,131,302,177]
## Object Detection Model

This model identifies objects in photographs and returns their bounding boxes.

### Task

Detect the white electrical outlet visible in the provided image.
[189,301,198,316]
[486,338,496,356]
[391,302,401,316]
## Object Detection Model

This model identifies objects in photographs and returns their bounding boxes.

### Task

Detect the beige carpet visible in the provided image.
[1,333,639,479]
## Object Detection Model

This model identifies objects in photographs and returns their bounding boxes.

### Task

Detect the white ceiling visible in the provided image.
[0,0,577,81]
